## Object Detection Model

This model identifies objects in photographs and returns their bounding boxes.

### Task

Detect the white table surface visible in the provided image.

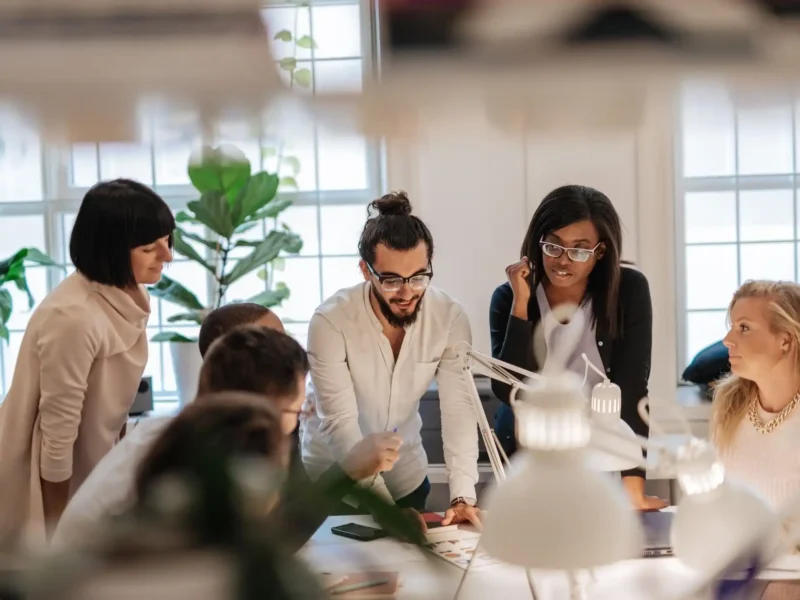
[300,515,799,600]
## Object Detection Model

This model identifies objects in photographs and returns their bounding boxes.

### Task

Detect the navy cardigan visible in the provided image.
[488,266,652,478]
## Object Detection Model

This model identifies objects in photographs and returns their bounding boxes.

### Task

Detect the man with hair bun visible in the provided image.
[301,191,481,529]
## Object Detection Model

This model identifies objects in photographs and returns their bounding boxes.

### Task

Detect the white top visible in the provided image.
[50,416,172,549]
[536,285,605,398]
[719,402,800,513]
[300,282,479,503]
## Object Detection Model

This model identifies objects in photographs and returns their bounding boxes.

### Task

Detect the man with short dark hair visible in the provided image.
[197,302,284,358]
[302,191,481,528]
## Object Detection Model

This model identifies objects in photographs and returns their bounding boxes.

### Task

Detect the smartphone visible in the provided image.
[330,523,388,542]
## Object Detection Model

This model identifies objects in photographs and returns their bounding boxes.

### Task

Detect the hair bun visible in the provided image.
[370,191,412,217]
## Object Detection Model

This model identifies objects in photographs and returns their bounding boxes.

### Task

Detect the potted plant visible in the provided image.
[0,247,62,343]
[149,145,302,406]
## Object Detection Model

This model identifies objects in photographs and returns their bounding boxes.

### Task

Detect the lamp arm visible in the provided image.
[466,349,544,385]
[590,419,683,475]
[580,353,607,381]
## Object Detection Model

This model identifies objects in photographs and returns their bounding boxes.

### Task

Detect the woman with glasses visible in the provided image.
[489,184,667,511]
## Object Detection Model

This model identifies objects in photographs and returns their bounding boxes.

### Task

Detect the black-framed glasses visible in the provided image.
[366,262,433,293]
[539,238,602,263]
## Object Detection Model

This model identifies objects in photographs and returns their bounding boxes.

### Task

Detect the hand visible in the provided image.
[340,432,403,481]
[622,476,668,511]
[442,503,483,530]
[505,258,531,318]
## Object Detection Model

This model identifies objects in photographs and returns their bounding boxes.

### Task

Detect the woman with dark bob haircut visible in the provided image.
[489,184,667,510]
[0,178,174,547]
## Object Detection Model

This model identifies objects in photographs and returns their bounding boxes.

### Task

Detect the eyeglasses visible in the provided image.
[539,238,602,263]
[366,262,433,293]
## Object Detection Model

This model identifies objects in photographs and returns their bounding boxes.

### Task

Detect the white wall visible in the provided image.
[385,98,679,404]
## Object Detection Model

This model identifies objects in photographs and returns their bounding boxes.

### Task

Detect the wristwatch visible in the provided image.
[450,496,477,507]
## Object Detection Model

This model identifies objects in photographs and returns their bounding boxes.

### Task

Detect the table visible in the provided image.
[300,515,778,600]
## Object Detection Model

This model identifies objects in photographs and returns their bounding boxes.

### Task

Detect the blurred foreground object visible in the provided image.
[311,0,800,136]
[0,0,281,143]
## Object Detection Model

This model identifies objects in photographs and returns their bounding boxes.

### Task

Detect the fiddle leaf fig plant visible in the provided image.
[0,247,62,342]
[149,145,302,343]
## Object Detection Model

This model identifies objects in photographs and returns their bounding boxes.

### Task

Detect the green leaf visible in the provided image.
[230,172,280,228]
[273,29,292,42]
[175,210,199,224]
[282,156,301,175]
[262,147,278,159]
[278,57,297,71]
[166,312,205,325]
[279,176,298,189]
[246,197,294,222]
[247,286,290,308]
[0,323,8,343]
[150,331,195,343]
[0,288,12,324]
[0,249,27,280]
[172,229,215,276]
[13,277,33,309]
[295,35,317,49]
[223,231,302,286]
[234,221,261,234]
[177,229,219,252]
[148,274,205,312]
[24,248,61,268]
[232,239,262,249]
[293,68,312,88]
[187,191,235,239]
[188,145,251,204]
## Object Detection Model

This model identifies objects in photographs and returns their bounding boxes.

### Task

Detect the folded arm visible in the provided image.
[307,313,392,502]
[437,306,479,503]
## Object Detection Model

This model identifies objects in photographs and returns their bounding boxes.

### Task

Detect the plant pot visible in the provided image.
[170,341,203,408]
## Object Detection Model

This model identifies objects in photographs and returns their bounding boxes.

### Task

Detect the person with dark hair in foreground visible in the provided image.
[198,302,284,358]
[53,310,400,549]
[489,184,667,510]
[0,179,174,547]
[301,191,481,529]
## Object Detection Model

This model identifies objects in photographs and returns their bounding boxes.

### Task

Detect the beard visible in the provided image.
[371,285,424,328]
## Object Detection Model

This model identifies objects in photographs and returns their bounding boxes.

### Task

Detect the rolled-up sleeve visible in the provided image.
[307,312,392,501]
[436,306,479,502]
[36,308,100,482]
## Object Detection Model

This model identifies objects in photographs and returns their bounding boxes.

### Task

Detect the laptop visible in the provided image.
[641,510,674,558]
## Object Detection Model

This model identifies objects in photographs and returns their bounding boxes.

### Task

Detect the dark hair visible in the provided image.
[199,325,309,400]
[70,178,175,287]
[199,303,274,358]
[134,392,286,505]
[358,191,434,265]
[522,185,624,339]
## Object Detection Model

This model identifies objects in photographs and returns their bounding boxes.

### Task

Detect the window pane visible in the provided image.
[71,143,99,187]
[737,104,794,176]
[160,261,210,321]
[1,331,24,395]
[317,129,368,190]
[217,120,262,170]
[99,142,153,184]
[685,245,738,310]
[265,124,317,191]
[740,242,795,283]
[314,60,363,94]
[320,204,365,255]
[686,311,728,366]
[0,120,43,202]
[321,256,362,299]
[739,190,794,242]
[311,4,362,59]
[283,321,309,349]
[0,215,45,258]
[280,205,319,256]
[261,6,312,61]
[61,213,76,259]
[684,192,736,244]
[272,257,321,322]
[160,325,201,393]
[223,268,267,305]
[681,83,735,177]
[154,142,194,187]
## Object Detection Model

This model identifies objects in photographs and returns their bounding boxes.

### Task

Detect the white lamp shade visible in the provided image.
[672,478,780,574]
[481,449,643,570]
[588,417,644,472]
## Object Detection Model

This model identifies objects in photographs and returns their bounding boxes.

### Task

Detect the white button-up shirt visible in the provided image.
[300,282,479,503]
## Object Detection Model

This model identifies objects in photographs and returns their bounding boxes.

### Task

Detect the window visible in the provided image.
[676,81,800,372]
[0,0,379,400]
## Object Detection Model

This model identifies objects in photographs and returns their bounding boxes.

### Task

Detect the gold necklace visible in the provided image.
[748,392,800,434]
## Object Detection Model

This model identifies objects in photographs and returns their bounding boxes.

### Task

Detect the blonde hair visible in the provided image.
[712,280,800,451]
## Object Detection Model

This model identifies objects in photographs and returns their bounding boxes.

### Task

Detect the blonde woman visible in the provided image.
[712,280,800,599]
